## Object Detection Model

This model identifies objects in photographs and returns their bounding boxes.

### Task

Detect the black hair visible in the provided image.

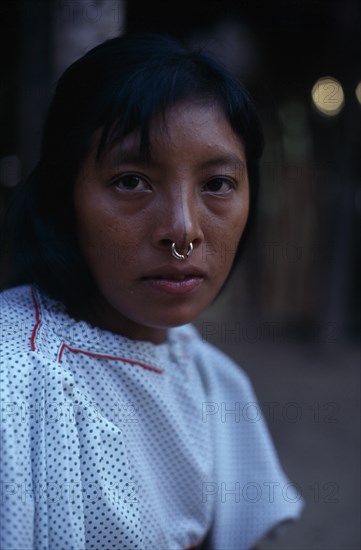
[6,33,263,308]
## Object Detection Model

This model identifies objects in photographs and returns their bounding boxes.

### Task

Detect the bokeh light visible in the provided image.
[311,76,344,116]
[355,81,361,104]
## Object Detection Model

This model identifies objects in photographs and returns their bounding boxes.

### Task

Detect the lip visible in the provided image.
[141,265,206,295]
[142,276,204,295]
[142,265,207,280]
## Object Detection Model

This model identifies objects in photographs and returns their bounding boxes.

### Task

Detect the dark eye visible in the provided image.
[204,178,233,193]
[112,174,150,191]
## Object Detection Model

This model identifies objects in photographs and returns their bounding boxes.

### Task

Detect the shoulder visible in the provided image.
[0,285,60,389]
[0,284,36,319]
[0,284,66,366]
[171,323,253,396]
[0,285,39,352]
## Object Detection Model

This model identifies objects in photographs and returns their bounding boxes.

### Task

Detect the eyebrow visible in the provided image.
[199,154,246,171]
[102,145,246,174]
[103,147,158,168]
[106,152,245,168]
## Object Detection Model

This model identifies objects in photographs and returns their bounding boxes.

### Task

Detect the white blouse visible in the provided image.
[0,285,303,549]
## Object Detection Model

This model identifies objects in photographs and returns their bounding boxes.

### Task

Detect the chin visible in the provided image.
[147,304,207,330]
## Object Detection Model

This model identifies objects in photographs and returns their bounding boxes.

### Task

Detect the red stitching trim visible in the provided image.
[57,342,66,363]
[29,287,162,374]
[30,287,41,351]
[58,343,163,374]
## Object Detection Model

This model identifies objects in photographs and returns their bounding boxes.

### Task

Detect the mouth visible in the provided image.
[143,274,202,281]
[141,269,205,295]
[142,266,206,280]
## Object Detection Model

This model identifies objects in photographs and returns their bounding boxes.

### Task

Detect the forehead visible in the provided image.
[99,101,246,169]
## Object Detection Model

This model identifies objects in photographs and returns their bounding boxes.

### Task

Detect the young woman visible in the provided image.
[0,33,303,549]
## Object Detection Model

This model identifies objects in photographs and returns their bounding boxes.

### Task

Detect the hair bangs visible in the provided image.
[95,53,242,163]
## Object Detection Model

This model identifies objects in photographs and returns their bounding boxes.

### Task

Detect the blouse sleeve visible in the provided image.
[192,336,304,550]
[0,351,36,549]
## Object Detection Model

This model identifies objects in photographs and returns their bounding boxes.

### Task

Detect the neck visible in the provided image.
[68,295,168,345]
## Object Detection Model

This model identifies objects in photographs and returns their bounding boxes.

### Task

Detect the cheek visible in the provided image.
[205,196,249,267]
[75,207,140,274]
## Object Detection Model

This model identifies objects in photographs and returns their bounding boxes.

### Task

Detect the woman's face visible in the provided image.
[73,101,249,343]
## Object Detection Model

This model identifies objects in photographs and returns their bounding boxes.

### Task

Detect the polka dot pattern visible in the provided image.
[0,286,303,549]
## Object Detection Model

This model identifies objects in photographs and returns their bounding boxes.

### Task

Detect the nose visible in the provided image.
[152,186,204,255]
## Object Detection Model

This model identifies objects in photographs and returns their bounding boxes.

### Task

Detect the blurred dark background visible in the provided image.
[0,1,360,549]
